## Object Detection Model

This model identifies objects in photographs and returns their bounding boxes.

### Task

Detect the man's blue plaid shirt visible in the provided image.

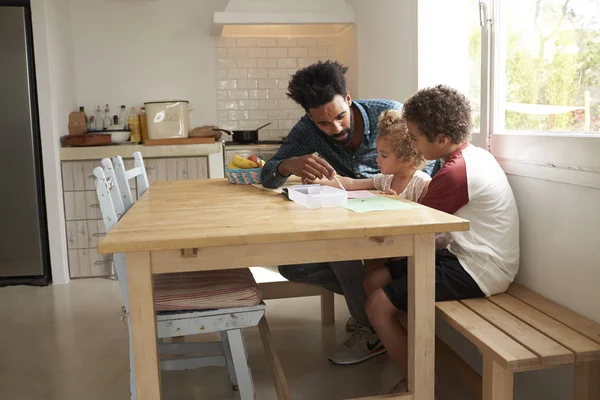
[261,99,440,188]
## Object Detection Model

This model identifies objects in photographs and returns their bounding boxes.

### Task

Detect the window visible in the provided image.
[493,0,600,135]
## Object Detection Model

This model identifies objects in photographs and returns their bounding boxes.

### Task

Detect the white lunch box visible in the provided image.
[144,100,190,139]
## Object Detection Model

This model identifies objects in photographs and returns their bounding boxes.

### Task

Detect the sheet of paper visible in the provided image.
[343,197,418,213]
[346,190,378,199]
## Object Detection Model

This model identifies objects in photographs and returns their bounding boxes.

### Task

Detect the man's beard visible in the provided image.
[331,111,354,146]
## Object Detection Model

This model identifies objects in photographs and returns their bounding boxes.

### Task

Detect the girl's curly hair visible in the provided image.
[377,110,424,169]
[402,84,472,144]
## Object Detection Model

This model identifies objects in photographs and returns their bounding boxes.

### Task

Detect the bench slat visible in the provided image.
[436,300,540,371]
[461,298,574,367]
[507,284,600,345]
[488,294,600,362]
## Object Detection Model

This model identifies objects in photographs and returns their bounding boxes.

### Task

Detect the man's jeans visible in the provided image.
[279,260,369,327]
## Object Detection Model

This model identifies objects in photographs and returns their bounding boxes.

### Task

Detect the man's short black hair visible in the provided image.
[287,60,348,112]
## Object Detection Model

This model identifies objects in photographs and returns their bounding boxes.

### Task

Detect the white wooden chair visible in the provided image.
[112,152,149,212]
[94,157,289,399]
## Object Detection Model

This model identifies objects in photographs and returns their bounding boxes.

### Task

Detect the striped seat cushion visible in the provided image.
[153,268,262,311]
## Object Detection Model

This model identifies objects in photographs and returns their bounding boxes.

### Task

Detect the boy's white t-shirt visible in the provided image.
[420,143,520,296]
[372,170,431,202]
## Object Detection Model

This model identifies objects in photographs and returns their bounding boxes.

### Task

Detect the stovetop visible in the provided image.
[223,140,284,145]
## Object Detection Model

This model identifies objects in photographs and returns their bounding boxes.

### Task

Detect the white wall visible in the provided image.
[31,0,76,284]
[69,0,228,127]
[348,0,418,103]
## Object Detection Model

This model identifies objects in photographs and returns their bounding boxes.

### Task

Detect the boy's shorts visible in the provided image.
[383,249,485,312]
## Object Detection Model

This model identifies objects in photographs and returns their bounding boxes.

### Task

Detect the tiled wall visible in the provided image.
[216,29,358,141]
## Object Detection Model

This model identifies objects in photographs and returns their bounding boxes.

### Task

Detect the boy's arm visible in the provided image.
[419,158,468,214]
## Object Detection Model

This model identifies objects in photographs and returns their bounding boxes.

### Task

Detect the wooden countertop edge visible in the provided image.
[59,142,222,161]
[97,220,470,254]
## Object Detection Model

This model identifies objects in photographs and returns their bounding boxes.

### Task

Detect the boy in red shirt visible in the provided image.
[364,85,519,394]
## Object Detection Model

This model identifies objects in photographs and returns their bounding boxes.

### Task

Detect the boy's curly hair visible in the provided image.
[287,60,348,112]
[378,110,424,169]
[402,85,472,144]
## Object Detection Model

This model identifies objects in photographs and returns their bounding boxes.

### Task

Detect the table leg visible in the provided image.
[127,251,161,400]
[407,233,435,400]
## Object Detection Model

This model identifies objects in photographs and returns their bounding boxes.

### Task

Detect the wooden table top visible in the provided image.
[98,179,469,253]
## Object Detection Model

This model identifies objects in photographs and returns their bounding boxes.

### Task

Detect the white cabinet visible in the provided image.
[61,156,209,278]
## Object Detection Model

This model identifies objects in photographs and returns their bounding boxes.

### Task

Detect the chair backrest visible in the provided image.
[113,151,150,212]
[93,162,130,312]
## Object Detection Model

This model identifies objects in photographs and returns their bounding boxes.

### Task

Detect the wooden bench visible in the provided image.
[436,283,600,400]
[250,266,335,325]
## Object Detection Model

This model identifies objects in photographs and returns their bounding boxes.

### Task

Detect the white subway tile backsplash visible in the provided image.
[228,48,248,58]
[217,58,237,69]
[259,100,279,109]
[216,33,357,140]
[297,37,317,47]
[278,120,297,130]
[227,69,248,79]
[217,80,237,90]
[248,47,268,58]
[217,90,228,100]
[288,108,305,119]
[248,69,269,79]
[228,110,248,120]
[218,37,237,47]
[268,110,288,120]
[257,58,277,68]
[239,120,260,129]
[308,47,328,58]
[258,79,278,89]
[277,38,297,47]
[216,48,228,58]
[298,58,321,68]
[268,69,288,79]
[249,90,269,99]
[277,58,297,68]
[278,99,297,109]
[238,100,259,110]
[237,79,258,89]
[268,89,288,100]
[237,58,257,68]
[249,110,269,120]
[219,120,239,130]
[237,38,257,47]
[228,90,249,100]
[257,37,277,47]
[218,100,238,110]
[288,47,308,58]
[268,48,287,58]
[318,37,337,47]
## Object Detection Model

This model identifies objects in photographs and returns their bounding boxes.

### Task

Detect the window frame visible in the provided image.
[482,0,600,185]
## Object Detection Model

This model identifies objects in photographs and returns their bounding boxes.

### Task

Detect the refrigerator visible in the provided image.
[0,4,51,286]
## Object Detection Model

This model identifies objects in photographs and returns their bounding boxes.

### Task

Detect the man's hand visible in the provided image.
[277,155,335,181]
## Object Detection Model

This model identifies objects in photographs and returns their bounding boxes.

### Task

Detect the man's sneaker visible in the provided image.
[328,325,387,365]
[345,316,358,332]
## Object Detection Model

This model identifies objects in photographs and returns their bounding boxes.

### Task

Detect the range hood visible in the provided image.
[213,0,355,37]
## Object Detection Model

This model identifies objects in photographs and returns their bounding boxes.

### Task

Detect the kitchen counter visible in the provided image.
[59,142,222,161]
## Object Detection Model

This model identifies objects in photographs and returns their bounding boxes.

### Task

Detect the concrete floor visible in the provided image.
[0,278,476,400]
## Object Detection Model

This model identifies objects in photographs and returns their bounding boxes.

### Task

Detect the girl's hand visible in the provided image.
[382,188,398,196]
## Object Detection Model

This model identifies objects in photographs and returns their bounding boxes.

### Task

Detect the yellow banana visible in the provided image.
[232,155,258,169]
[227,162,238,169]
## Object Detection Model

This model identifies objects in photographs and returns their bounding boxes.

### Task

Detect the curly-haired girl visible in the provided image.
[308,109,430,201]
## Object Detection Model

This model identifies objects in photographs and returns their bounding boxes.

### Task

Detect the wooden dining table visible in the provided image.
[98,179,469,400]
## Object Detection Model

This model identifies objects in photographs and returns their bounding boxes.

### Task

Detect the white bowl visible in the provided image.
[109,130,131,143]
